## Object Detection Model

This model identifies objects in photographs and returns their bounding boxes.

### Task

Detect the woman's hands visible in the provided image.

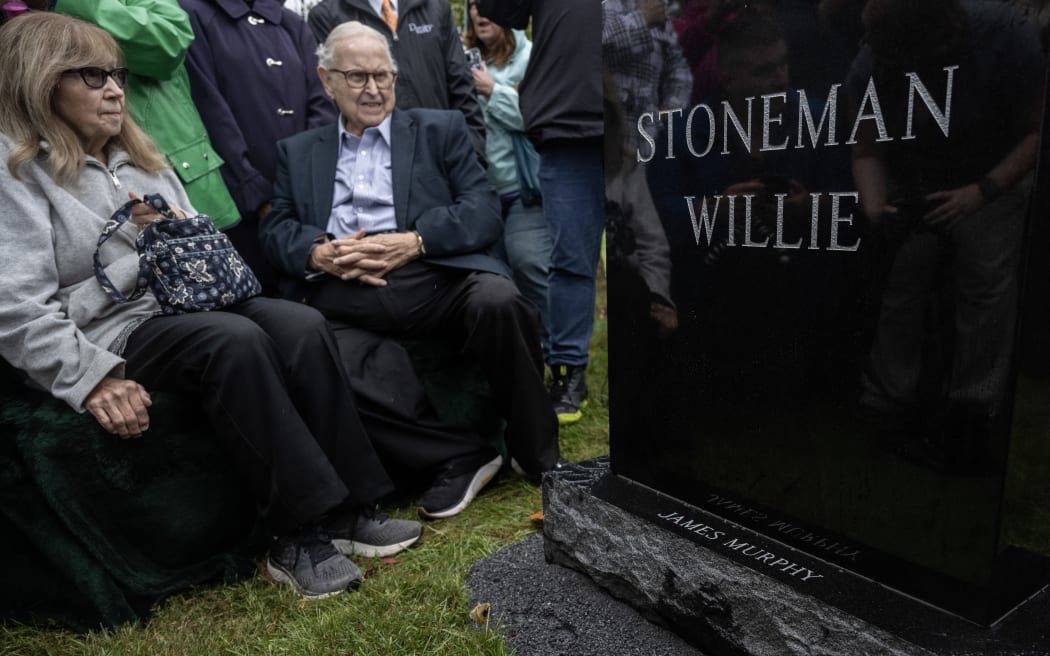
[85,376,152,438]
[127,192,186,227]
[471,61,495,97]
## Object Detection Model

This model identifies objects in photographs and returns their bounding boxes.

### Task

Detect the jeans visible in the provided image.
[539,137,605,367]
[496,197,553,358]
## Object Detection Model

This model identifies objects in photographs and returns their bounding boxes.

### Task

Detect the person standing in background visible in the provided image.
[604,0,692,148]
[178,0,338,294]
[284,0,321,18]
[475,0,603,426]
[463,0,552,360]
[55,0,241,230]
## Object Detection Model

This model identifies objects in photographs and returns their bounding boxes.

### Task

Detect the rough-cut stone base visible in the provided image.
[542,458,1050,656]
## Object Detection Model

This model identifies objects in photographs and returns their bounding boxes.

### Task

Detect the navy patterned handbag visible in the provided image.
[94,194,260,314]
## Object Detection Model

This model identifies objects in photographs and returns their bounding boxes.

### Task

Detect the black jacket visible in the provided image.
[308,0,486,162]
[475,0,602,147]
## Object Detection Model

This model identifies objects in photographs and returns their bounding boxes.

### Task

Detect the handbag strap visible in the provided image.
[93,195,171,304]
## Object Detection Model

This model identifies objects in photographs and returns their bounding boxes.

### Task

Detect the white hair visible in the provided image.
[315,21,398,72]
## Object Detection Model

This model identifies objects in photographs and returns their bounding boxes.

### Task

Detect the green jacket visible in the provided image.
[55,0,240,229]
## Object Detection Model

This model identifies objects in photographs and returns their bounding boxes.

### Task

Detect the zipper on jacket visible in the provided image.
[106,164,123,189]
[84,156,127,189]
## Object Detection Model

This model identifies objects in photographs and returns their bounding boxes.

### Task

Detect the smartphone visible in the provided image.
[465,47,482,70]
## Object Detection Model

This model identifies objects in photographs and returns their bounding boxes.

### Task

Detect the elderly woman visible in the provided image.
[0,13,422,600]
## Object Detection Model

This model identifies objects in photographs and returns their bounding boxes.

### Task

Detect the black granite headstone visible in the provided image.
[603,0,1050,629]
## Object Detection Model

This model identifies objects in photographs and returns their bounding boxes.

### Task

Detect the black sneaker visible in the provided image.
[550,364,587,425]
[328,508,423,558]
[266,531,362,599]
[417,452,503,519]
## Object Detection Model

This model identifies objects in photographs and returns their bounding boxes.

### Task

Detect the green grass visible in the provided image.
[0,291,609,656]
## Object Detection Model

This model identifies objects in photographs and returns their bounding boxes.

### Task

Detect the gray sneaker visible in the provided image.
[329,509,423,558]
[266,532,362,599]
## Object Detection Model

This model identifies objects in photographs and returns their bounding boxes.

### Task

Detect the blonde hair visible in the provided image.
[0,13,167,185]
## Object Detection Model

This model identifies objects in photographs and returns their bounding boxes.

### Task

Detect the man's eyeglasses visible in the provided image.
[328,69,396,89]
[63,67,129,89]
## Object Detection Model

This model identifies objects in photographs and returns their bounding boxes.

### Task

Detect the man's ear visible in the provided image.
[318,66,334,98]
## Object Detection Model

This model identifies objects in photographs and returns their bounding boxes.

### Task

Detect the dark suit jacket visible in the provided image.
[260,108,508,300]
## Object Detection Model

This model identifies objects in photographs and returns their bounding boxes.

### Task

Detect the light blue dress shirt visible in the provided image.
[326,115,397,236]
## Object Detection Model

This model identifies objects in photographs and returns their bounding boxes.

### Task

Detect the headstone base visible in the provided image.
[543,458,1050,656]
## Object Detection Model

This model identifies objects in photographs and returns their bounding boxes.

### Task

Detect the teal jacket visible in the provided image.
[479,30,532,197]
[55,0,240,229]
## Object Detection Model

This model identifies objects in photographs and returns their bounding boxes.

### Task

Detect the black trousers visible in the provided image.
[330,322,499,491]
[122,297,393,533]
[310,262,560,474]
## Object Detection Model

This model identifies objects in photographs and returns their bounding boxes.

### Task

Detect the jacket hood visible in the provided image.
[510,29,529,58]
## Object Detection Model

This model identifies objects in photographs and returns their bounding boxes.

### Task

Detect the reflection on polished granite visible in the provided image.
[604,0,1050,628]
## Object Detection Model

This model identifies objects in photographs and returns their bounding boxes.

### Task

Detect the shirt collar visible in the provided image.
[213,0,285,25]
[338,114,393,149]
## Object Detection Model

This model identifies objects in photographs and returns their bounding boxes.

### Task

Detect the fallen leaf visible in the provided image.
[529,510,544,522]
[469,602,491,625]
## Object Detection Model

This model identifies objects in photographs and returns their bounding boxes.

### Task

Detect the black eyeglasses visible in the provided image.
[63,67,129,89]
[328,69,396,90]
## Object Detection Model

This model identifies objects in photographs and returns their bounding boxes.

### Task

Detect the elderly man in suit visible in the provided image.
[260,21,561,512]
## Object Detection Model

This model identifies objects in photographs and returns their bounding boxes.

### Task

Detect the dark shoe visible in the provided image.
[550,364,587,425]
[266,531,362,599]
[417,452,503,520]
[328,508,423,558]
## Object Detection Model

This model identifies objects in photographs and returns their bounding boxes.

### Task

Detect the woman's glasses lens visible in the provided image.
[69,67,129,89]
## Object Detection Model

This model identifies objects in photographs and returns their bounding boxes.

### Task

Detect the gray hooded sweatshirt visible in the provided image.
[0,136,194,412]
